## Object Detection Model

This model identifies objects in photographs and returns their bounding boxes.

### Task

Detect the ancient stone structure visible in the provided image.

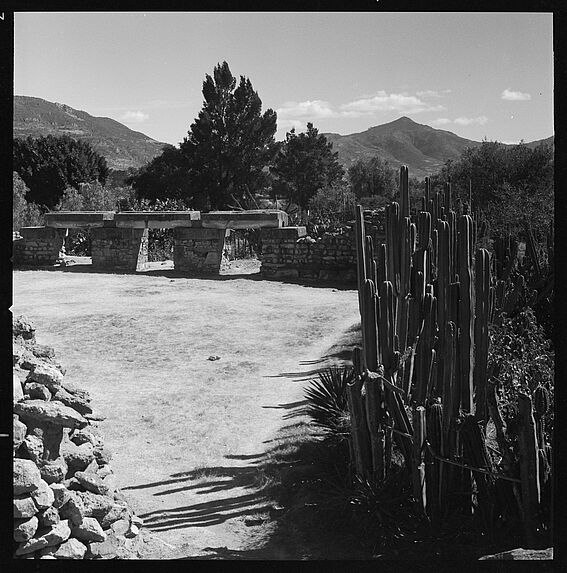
[14,210,287,274]
[13,227,66,266]
[13,316,144,559]
[13,208,386,283]
[258,210,386,282]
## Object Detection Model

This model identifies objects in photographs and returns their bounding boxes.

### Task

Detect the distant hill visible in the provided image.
[324,117,554,179]
[13,96,169,171]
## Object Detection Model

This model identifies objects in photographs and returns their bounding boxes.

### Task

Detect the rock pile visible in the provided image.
[13,315,144,559]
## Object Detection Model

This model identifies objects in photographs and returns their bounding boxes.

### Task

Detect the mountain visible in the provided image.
[324,117,553,179]
[13,96,169,171]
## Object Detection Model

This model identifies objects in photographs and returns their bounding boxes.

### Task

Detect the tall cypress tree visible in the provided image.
[180,61,277,210]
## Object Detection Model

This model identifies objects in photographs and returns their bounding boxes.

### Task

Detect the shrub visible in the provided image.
[13,172,45,230]
[304,366,354,438]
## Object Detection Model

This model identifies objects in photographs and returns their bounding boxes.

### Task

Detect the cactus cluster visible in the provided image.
[348,166,547,545]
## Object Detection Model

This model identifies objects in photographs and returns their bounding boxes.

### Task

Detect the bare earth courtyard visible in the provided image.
[12,260,359,559]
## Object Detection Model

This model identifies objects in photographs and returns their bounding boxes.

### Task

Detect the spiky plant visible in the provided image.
[304,366,355,438]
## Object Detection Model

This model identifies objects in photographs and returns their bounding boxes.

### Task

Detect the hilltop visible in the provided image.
[324,117,553,179]
[13,96,169,171]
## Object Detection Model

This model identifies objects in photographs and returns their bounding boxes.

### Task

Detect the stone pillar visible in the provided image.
[13,227,66,266]
[91,227,148,272]
[173,227,227,274]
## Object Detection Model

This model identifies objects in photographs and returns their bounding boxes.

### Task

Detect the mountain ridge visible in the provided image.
[13,95,169,171]
[14,97,553,179]
[323,116,553,179]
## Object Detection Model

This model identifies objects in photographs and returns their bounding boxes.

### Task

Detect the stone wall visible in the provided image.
[13,227,65,266]
[259,211,386,282]
[91,228,149,272]
[173,227,228,274]
[13,316,144,560]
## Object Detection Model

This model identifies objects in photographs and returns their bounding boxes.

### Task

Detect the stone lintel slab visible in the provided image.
[44,212,115,229]
[201,210,288,229]
[173,227,226,240]
[18,227,67,240]
[114,211,201,229]
[260,226,307,240]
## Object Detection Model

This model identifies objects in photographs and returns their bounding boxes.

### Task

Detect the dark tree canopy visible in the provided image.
[432,140,554,237]
[180,61,278,210]
[126,145,191,204]
[13,135,109,209]
[347,156,397,199]
[270,123,344,211]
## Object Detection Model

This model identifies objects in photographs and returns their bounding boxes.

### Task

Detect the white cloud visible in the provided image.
[276,100,338,120]
[501,89,531,101]
[340,91,445,114]
[454,116,488,126]
[277,119,306,133]
[416,89,452,98]
[120,110,149,123]
[430,118,452,126]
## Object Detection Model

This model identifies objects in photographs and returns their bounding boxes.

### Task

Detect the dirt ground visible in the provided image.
[12,259,360,559]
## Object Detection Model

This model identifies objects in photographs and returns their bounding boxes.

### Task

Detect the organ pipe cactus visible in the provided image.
[349,165,545,547]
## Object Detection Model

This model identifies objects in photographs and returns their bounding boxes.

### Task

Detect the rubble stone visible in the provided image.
[75,470,114,496]
[14,372,24,402]
[14,516,39,542]
[40,537,87,559]
[52,386,93,415]
[27,363,64,390]
[22,434,44,464]
[37,506,60,528]
[29,479,55,509]
[24,382,52,401]
[14,415,27,452]
[40,457,68,484]
[14,458,42,495]
[71,517,106,543]
[14,494,39,518]
[49,483,71,508]
[15,399,88,429]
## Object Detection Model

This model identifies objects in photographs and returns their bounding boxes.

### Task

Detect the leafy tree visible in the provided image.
[55,181,137,212]
[308,184,356,232]
[13,172,44,230]
[13,135,109,209]
[348,157,396,199]
[271,122,344,211]
[126,145,192,204]
[432,140,553,237]
[179,61,277,210]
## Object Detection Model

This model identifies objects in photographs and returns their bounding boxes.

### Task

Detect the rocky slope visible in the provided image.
[14,96,168,171]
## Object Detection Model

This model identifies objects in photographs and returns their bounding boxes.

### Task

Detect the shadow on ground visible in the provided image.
[14,260,357,290]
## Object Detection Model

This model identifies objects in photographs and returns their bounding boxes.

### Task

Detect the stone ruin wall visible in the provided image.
[12,316,145,560]
[258,210,386,282]
[12,209,386,282]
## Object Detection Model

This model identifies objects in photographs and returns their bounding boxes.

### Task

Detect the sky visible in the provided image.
[14,12,554,146]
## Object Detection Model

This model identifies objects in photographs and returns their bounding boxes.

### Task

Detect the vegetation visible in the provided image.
[431,140,553,239]
[13,135,109,209]
[347,157,396,200]
[270,123,344,213]
[129,61,277,210]
[307,185,356,233]
[13,172,44,229]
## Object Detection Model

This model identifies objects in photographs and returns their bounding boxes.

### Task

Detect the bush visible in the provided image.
[304,366,354,438]
[489,307,554,441]
[307,185,356,234]
[13,172,45,230]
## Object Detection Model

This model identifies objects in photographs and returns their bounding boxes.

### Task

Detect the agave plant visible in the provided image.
[304,366,355,438]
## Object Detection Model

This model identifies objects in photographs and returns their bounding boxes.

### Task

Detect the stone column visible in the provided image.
[91,227,148,272]
[13,227,66,266]
[173,227,227,274]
